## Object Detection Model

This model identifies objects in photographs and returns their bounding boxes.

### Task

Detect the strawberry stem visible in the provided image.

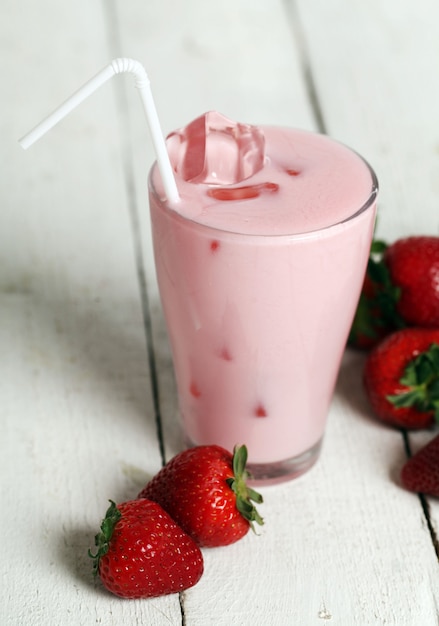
[226,445,264,531]
[348,239,405,346]
[88,500,121,575]
[365,240,404,327]
[387,343,439,422]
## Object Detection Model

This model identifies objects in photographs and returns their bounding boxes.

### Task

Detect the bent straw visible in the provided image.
[19,58,179,203]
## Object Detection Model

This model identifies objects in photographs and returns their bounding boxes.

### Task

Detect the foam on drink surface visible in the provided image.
[152,112,375,236]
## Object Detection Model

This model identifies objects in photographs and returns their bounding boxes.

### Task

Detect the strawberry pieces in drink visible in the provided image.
[89,499,204,599]
[254,404,268,418]
[363,328,439,429]
[138,444,264,548]
[401,434,439,497]
[207,182,278,201]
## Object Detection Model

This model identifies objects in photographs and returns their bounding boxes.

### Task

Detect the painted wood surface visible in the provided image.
[2,0,439,624]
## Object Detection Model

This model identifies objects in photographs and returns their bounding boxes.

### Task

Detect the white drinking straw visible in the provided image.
[19,58,180,203]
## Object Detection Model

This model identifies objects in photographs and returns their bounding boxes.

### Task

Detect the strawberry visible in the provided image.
[348,240,404,350]
[89,499,204,598]
[138,444,264,548]
[384,235,439,327]
[401,434,439,497]
[363,328,439,429]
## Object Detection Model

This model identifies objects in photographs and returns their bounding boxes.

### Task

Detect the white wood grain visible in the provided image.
[2,0,439,625]
[295,0,439,240]
[2,0,178,624]
[295,3,439,619]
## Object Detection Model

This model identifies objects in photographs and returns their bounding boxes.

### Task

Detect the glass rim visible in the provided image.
[148,151,378,240]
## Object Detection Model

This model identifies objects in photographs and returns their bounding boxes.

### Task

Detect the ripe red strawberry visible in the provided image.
[348,240,404,350]
[363,328,439,429]
[384,236,439,327]
[138,444,264,548]
[89,499,204,598]
[401,434,439,497]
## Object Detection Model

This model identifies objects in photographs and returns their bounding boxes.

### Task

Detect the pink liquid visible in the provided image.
[149,125,377,467]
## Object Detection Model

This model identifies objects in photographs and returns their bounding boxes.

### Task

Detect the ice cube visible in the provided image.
[166,111,265,185]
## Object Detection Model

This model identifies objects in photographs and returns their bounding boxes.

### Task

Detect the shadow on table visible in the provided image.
[56,524,112,595]
[335,347,372,421]
[336,347,412,487]
[9,279,183,461]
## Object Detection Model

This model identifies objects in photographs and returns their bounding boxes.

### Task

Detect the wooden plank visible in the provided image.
[2,0,178,624]
[0,296,180,625]
[294,0,439,240]
[295,0,439,529]
[293,0,439,621]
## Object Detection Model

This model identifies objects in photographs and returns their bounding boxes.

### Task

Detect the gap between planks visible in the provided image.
[103,2,185,622]
[102,0,167,467]
[402,431,439,561]
[282,0,327,133]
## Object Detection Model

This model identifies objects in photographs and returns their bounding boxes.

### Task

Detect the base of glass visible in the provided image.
[183,435,323,486]
[246,438,323,486]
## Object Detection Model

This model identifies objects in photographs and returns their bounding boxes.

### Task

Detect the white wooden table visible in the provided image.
[3,1,439,624]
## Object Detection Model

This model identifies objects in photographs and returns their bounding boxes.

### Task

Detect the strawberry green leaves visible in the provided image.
[138,444,264,547]
[366,240,403,325]
[387,343,439,422]
[89,499,204,599]
[348,240,404,349]
[88,500,121,575]
[363,328,439,429]
[226,445,264,531]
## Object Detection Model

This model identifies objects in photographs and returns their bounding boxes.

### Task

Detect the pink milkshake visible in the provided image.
[149,112,377,483]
